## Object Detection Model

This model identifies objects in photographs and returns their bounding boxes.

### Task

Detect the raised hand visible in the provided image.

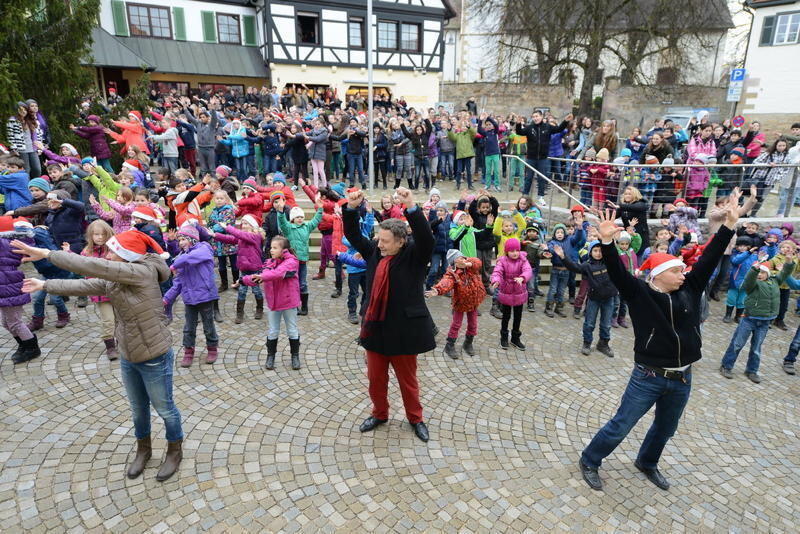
[724,188,743,228]
[395,187,414,207]
[347,189,364,209]
[10,240,50,262]
[21,278,45,294]
[553,244,565,258]
[597,209,622,242]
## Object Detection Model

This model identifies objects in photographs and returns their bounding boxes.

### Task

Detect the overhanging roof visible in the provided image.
[86,27,268,78]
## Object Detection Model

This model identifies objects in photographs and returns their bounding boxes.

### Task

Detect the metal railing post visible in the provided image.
[784,166,800,218]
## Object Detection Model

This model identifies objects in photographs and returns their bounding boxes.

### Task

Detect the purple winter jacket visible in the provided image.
[491,252,533,307]
[0,231,34,308]
[242,249,300,311]
[72,125,113,159]
[163,241,219,306]
[212,225,264,271]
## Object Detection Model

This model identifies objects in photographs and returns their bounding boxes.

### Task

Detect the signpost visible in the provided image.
[727,68,745,103]
[732,115,745,128]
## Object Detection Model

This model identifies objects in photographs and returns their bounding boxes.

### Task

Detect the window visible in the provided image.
[198,83,244,96]
[400,23,420,52]
[150,81,189,97]
[378,21,397,49]
[774,12,800,45]
[127,3,171,39]
[656,67,678,85]
[217,14,240,44]
[297,12,319,45]
[349,17,364,48]
[593,68,604,85]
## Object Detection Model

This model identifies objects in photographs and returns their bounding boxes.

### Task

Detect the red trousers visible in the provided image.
[183,148,197,176]
[366,350,423,424]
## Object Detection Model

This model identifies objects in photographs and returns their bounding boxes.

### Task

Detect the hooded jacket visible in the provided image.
[0,228,33,308]
[491,252,533,306]
[164,241,219,306]
[242,249,300,312]
[742,262,794,319]
[212,225,264,272]
[432,258,486,312]
[561,242,618,301]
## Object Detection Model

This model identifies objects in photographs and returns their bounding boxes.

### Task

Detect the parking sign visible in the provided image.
[730,68,746,82]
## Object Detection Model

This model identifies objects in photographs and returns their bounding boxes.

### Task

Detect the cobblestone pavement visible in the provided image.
[2,282,800,533]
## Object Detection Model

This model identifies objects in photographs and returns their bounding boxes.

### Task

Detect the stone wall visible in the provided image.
[439,82,572,117]
[601,78,729,135]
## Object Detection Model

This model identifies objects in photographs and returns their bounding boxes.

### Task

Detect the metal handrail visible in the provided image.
[548,156,798,169]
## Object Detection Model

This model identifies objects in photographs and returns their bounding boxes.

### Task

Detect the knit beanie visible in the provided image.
[289,206,305,221]
[446,248,464,265]
[584,148,597,159]
[216,165,231,178]
[331,182,346,197]
[242,177,258,192]
[620,148,632,158]
[81,156,96,166]
[553,223,567,236]
[617,231,631,243]
[429,187,441,199]
[645,155,659,165]
[596,148,610,161]
[86,115,101,124]
[504,238,521,252]
[60,143,78,156]
[177,224,199,242]
[662,157,675,167]
[273,172,287,185]
[269,190,285,202]
[28,177,51,193]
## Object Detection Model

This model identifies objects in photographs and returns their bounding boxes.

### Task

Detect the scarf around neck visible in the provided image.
[360,255,395,339]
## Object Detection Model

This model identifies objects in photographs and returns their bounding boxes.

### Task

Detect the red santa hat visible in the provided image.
[452,210,467,225]
[638,253,686,281]
[122,159,144,172]
[756,263,771,274]
[241,214,261,229]
[12,217,33,229]
[131,206,157,222]
[106,230,170,261]
[128,110,142,122]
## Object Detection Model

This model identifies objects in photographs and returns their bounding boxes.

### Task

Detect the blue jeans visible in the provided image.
[456,158,472,188]
[262,156,280,175]
[267,307,299,340]
[783,324,800,363]
[546,268,569,303]
[426,252,446,289]
[120,349,183,442]
[613,294,628,319]
[440,152,455,179]
[234,156,249,179]
[298,262,308,294]
[238,270,264,301]
[524,158,550,197]
[347,153,366,186]
[721,316,771,373]
[347,271,367,314]
[331,152,342,180]
[182,300,218,348]
[581,364,692,470]
[583,297,614,344]
[414,158,430,189]
[32,289,67,317]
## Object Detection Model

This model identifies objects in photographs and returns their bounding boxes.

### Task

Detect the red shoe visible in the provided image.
[206,346,218,364]
[54,312,71,328]
[27,316,45,332]
[312,271,325,280]
[180,347,195,367]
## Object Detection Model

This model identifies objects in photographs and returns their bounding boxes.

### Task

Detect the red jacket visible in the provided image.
[235,191,266,219]
[432,258,486,312]
[258,184,297,211]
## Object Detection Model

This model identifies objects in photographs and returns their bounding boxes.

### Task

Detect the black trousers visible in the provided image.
[501,304,523,333]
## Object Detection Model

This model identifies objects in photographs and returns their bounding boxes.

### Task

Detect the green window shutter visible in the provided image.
[201,11,217,43]
[111,0,129,37]
[760,15,776,46]
[243,15,257,46]
[173,7,186,41]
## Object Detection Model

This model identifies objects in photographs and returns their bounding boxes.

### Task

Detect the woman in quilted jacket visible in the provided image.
[490,238,532,351]
[426,249,486,360]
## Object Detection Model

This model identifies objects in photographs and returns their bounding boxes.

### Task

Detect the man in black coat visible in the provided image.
[343,187,435,443]
[514,111,573,202]
[579,191,742,492]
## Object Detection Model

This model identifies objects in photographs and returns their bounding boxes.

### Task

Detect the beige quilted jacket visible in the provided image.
[45,252,172,363]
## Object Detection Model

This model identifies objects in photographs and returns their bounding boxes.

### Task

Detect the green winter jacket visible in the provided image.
[447,128,477,159]
[742,261,794,319]
[450,225,489,258]
[277,207,323,261]
[84,167,121,211]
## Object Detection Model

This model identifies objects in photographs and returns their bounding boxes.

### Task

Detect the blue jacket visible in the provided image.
[221,125,250,158]
[429,212,452,254]
[548,129,567,157]
[548,223,586,266]
[339,237,366,274]
[175,120,197,149]
[477,118,500,156]
[164,241,219,306]
[31,227,71,279]
[259,128,282,157]
[729,250,758,289]
[0,170,33,211]
[45,192,86,253]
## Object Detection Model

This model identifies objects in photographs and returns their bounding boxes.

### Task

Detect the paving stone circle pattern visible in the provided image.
[2,283,800,532]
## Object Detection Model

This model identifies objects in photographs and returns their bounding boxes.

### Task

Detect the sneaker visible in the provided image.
[719,366,733,379]
[347,311,359,324]
[783,361,796,375]
[581,342,591,355]
[538,197,547,206]
[744,371,761,384]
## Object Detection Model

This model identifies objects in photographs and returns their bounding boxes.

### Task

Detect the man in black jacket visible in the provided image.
[579,190,742,492]
[343,187,435,443]
[514,111,573,203]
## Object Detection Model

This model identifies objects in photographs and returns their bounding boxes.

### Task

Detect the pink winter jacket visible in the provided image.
[92,198,135,233]
[490,252,532,307]
[241,249,300,311]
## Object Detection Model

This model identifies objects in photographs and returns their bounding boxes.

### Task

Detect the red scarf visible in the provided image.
[360,256,394,339]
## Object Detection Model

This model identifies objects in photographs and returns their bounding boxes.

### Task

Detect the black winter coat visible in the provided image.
[468,196,499,251]
[602,225,733,368]
[617,200,650,249]
[515,119,569,160]
[344,205,436,356]
[562,255,618,301]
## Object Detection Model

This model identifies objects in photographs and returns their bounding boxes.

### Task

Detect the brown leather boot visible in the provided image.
[155,439,183,482]
[254,298,264,320]
[235,299,245,324]
[127,436,152,479]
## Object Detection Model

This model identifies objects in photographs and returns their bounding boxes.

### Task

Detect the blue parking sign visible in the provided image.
[730,69,746,82]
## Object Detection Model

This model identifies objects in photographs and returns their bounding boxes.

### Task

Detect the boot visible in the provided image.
[206,346,218,364]
[510,331,526,350]
[330,287,342,298]
[76,296,88,308]
[55,312,71,328]
[103,338,119,361]
[289,338,301,370]
[312,267,325,280]
[500,329,509,350]
[126,436,152,479]
[555,302,567,318]
[544,302,555,318]
[527,297,535,312]
[254,298,264,320]
[217,269,229,292]
[596,339,615,358]
[723,305,734,323]
[155,440,183,482]
[10,336,23,362]
[13,336,41,364]
[611,317,619,328]
[462,335,476,357]
[573,307,582,319]
[180,347,194,368]
[444,337,459,359]
[213,300,223,323]
[490,300,503,319]
[735,308,744,323]
[164,300,173,325]
[774,319,788,331]
[617,316,629,328]
[235,299,245,324]
[581,341,591,355]
[265,338,278,369]
[27,315,44,332]
[298,293,309,316]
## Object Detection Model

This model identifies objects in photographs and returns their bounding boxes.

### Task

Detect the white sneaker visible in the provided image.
[538,197,547,206]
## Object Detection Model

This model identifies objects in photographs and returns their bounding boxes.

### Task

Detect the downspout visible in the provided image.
[734,2,756,117]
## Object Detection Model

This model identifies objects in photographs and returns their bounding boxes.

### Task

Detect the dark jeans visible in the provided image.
[414,158,430,189]
[546,268,569,303]
[524,157,550,197]
[347,152,366,187]
[777,288,790,322]
[234,156,249,179]
[721,316,771,374]
[500,303,523,333]
[120,350,183,442]
[218,254,239,284]
[440,152,455,179]
[581,364,692,470]
[183,300,219,348]
[456,158,472,188]
[783,324,800,363]
[426,252,446,290]
[347,271,367,314]
[32,289,68,317]
[583,297,614,344]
